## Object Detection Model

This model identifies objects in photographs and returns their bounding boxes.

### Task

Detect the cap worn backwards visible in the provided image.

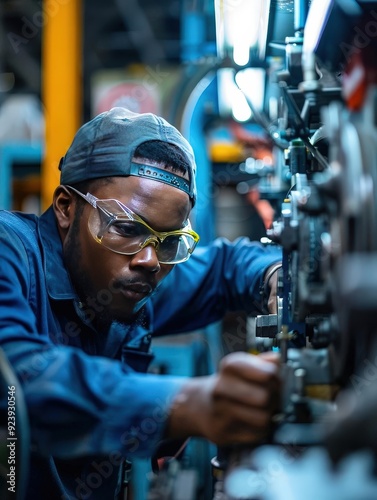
[59,107,197,205]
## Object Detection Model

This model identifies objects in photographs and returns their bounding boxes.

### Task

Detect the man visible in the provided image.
[0,107,281,499]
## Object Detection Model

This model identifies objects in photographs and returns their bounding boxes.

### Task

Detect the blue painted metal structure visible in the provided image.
[132,335,213,500]
[0,142,43,210]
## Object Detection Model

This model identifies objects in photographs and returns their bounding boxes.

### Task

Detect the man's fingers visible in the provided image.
[213,376,275,407]
[219,351,280,384]
[219,400,275,430]
[167,351,281,447]
[207,402,275,446]
[259,351,280,365]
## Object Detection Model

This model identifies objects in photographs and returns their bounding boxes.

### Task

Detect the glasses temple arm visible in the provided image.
[64,185,98,208]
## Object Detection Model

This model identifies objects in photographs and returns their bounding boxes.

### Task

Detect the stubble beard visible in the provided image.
[63,213,115,332]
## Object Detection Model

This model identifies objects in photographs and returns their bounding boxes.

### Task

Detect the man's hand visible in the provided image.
[166,351,280,447]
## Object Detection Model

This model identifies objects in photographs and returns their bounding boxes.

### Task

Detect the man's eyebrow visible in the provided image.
[132,209,187,232]
[143,217,188,233]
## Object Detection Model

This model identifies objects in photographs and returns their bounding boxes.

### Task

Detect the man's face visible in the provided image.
[62,176,192,327]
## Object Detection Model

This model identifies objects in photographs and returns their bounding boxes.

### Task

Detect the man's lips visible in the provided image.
[119,282,154,301]
[126,282,153,294]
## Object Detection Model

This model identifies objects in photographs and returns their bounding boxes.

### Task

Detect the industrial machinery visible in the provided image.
[208,0,377,498]
[146,0,377,497]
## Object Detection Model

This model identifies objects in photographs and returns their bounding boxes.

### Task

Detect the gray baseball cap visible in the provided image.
[59,107,197,205]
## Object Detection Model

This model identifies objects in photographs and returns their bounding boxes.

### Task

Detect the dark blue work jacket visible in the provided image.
[0,207,280,499]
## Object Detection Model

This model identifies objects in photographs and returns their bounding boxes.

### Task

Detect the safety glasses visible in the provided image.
[65,185,200,264]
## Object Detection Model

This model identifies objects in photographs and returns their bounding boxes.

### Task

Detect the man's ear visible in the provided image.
[53,185,75,233]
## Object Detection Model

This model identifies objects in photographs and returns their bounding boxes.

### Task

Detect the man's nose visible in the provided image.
[129,243,161,273]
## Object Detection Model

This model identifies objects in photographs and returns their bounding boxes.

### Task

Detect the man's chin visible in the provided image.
[110,297,149,324]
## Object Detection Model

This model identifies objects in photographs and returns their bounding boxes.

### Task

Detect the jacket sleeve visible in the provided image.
[152,237,282,335]
[0,220,186,460]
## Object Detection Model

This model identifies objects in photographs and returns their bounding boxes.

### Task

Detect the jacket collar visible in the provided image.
[38,206,77,301]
